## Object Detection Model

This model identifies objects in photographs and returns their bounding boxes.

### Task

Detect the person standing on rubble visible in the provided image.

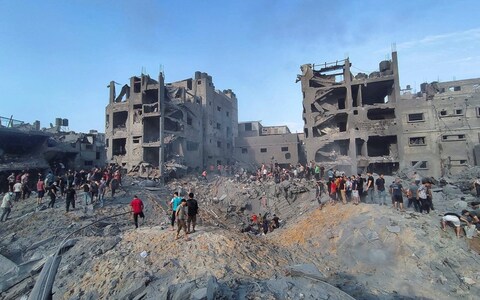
[1,192,14,222]
[7,173,15,192]
[47,182,58,208]
[366,172,375,204]
[186,192,198,233]
[375,174,387,206]
[65,185,77,212]
[13,181,22,202]
[82,181,91,206]
[130,195,145,229]
[474,177,480,197]
[36,177,45,206]
[175,199,188,240]
[417,179,429,214]
[169,192,182,231]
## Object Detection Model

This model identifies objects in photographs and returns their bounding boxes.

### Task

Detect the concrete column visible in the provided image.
[357,85,363,107]
[109,81,116,103]
[349,134,357,175]
[344,58,353,109]
[391,51,401,103]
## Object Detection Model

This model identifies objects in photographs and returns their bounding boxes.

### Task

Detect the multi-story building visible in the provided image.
[105,72,238,171]
[298,51,480,177]
[234,121,300,168]
[399,79,480,177]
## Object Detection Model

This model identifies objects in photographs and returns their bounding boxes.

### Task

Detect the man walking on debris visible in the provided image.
[169,192,182,231]
[130,195,145,229]
[1,192,14,222]
[175,199,188,240]
[407,181,419,212]
[65,185,77,212]
[417,179,429,214]
[186,192,198,233]
[47,182,58,208]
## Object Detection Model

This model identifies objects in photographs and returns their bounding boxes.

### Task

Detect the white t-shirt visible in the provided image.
[13,183,22,193]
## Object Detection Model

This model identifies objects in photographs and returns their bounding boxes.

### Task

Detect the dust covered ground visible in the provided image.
[1,172,480,299]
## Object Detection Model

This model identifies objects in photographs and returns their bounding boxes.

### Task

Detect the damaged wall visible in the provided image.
[105,72,238,171]
[299,52,401,175]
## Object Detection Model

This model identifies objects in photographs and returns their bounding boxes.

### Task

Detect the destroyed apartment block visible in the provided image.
[0,116,106,191]
[105,72,238,172]
[298,51,480,177]
[234,121,303,169]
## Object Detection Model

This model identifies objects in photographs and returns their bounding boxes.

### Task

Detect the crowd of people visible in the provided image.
[1,164,124,221]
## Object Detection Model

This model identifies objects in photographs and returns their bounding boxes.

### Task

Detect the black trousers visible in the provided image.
[420,198,430,213]
[133,212,145,228]
[48,194,56,208]
[66,198,75,212]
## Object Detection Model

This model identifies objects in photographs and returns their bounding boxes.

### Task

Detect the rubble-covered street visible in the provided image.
[1,169,480,299]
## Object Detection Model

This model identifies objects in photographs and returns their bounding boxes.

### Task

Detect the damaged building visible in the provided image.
[234,121,301,169]
[399,78,480,177]
[298,51,480,177]
[105,72,238,171]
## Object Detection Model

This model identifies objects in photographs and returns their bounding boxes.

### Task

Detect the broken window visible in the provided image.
[409,137,426,146]
[96,152,100,160]
[439,110,447,116]
[217,141,222,148]
[260,148,267,153]
[216,123,221,130]
[112,138,126,156]
[143,147,159,166]
[367,136,397,157]
[106,139,109,147]
[226,111,230,117]
[454,86,461,91]
[217,106,221,112]
[442,134,466,141]
[186,141,199,151]
[133,77,141,93]
[187,117,192,126]
[112,111,128,128]
[353,110,358,115]
[451,159,467,166]
[197,80,202,85]
[411,161,428,169]
[355,138,366,156]
[476,107,480,117]
[226,126,231,137]
[133,136,141,144]
[244,123,252,131]
[241,148,248,154]
[367,108,395,120]
[338,98,346,110]
[407,113,424,122]
[85,144,93,150]
[454,109,463,115]
[281,146,289,152]
[337,122,347,132]
[143,117,160,143]
[106,114,110,128]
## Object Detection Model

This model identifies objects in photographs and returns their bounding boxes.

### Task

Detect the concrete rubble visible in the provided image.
[0,172,479,299]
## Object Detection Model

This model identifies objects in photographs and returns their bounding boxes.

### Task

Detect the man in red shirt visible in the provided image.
[130,195,144,229]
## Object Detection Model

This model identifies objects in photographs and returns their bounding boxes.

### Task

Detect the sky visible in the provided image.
[1,0,479,133]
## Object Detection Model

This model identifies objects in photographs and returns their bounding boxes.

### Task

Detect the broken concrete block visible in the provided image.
[190,287,207,300]
[284,264,326,281]
[386,225,401,233]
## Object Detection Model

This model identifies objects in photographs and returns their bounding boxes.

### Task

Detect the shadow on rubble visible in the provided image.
[332,272,434,300]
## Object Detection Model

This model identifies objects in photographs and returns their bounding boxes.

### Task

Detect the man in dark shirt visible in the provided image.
[357,174,364,202]
[65,185,77,212]
[390,178,405,211]
[186,192,199,233]
[375,174,386,205]
[366,173,375,204]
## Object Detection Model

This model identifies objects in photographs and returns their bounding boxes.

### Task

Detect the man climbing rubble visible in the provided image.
[1,192,14,222]
[130,195,145,229]
[441,213,463,238]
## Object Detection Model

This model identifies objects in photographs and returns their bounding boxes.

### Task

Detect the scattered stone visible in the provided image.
[386,225,401,233]
[462,277,476,285]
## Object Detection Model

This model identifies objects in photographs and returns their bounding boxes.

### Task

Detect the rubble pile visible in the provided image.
[0,173,479,299]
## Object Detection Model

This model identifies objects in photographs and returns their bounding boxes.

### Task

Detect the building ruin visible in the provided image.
[234,121,301,168]
[105,72,238,171]
[298,51,480,177]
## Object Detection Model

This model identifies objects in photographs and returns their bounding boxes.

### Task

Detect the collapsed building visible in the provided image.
[0,116,106,192]
[298,51,480,177]
[105,72,238,171]
[234,121,302,168]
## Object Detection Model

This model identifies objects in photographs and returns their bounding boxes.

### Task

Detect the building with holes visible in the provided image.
[298,51,480,177]
[105,72,238,171]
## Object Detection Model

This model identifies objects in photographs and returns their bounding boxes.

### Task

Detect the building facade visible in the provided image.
[105,72,238,171]
[234,121,300,168]
[299,51,480,177]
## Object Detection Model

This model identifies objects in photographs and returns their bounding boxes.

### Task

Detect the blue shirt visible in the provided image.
[171,196,182,211]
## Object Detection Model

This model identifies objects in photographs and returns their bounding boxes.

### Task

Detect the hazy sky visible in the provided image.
[1,0,479,133]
